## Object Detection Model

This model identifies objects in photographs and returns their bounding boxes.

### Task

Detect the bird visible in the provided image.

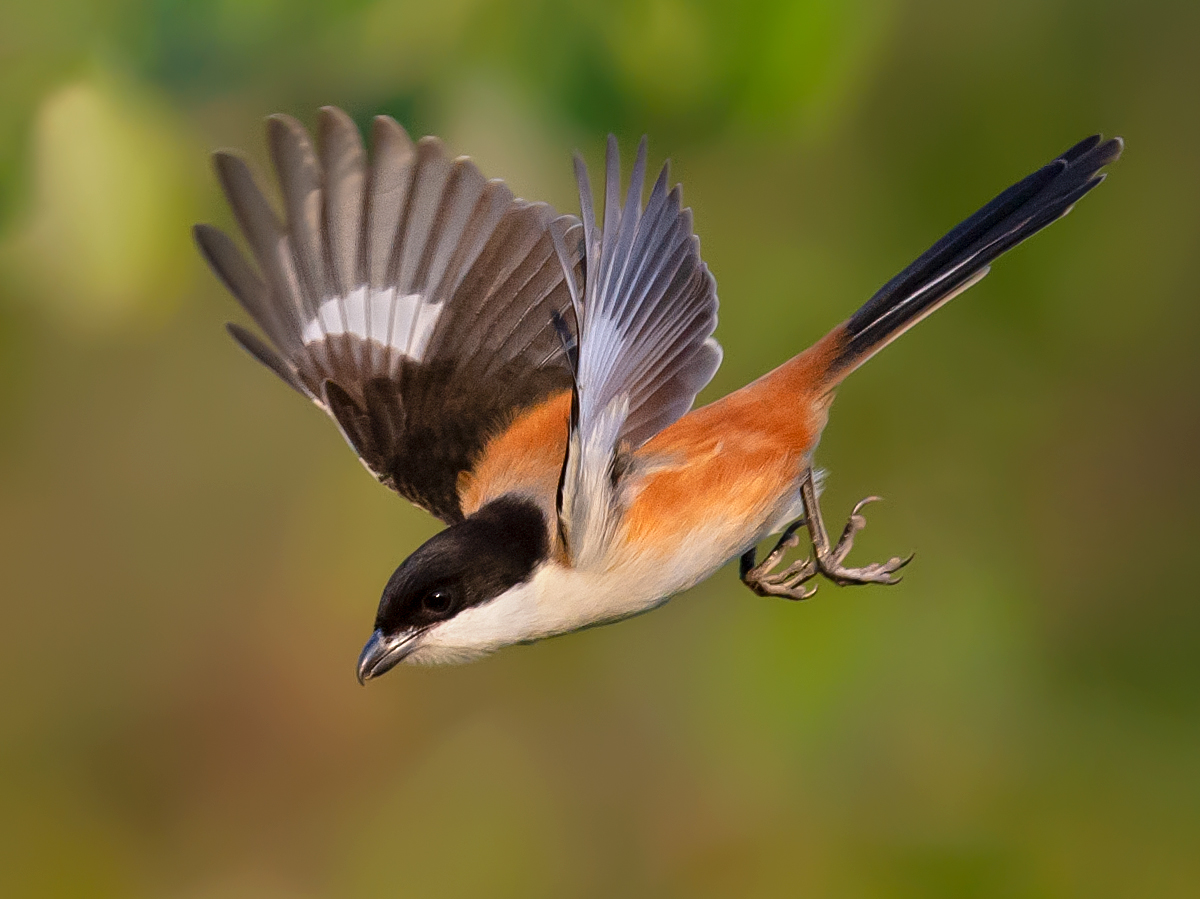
[194,107,1122,679]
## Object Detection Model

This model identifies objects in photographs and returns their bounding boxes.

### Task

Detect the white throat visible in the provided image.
[405,560,680,665]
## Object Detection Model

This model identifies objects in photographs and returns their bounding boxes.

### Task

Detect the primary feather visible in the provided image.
[556,136,721,566]
[196,108,583,522]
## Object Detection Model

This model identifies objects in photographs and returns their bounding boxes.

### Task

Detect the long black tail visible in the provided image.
[824,134,1123,383]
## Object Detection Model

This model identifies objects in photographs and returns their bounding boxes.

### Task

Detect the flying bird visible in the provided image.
[194,108,1121,678]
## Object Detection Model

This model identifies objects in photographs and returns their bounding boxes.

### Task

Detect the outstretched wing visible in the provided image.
[554,136,722,567]
[196,107,582,523]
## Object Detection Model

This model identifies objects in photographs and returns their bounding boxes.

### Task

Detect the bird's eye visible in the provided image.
[422,589,454,615]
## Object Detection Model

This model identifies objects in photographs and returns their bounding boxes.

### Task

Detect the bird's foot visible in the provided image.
[815,496,912,586]
[739,520,819,601]
[739,493,913,600]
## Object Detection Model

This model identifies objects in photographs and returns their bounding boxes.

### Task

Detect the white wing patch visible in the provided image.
[301,286,443,361]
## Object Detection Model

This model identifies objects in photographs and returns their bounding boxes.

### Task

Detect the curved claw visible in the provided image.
[785,581,818,601]
[851,495,884,516]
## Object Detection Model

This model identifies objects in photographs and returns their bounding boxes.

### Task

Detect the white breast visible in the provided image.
[407,515,762,665]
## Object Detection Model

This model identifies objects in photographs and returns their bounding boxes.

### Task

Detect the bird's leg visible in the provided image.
[739,470,912,600]
[739,519,819,601]
[799,472,912,586]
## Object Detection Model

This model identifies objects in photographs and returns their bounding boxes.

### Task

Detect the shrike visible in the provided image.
[194,108,1121,678]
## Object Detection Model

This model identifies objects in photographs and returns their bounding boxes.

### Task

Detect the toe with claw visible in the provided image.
[739,521,819,601]
[816,496,913,586]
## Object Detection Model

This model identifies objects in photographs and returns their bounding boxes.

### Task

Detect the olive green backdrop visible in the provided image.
[1,1,1197,896]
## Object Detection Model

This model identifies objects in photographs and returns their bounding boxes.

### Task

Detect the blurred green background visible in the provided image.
[1,0,1197,896]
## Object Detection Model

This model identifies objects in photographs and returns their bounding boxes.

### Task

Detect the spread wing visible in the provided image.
[554,136,722,567]
[196,107,582,523]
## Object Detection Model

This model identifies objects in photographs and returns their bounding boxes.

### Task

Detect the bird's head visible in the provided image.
[355,497,549,681]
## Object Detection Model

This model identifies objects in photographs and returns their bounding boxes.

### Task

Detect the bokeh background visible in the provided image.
[1,0,1197,896]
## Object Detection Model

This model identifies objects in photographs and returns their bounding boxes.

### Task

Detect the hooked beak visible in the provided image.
[356,628,422,684]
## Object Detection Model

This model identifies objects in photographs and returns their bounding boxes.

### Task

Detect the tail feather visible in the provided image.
[824,134,1123,383]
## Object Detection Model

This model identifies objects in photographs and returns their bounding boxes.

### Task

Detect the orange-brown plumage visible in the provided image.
[623,327,846,557]
[460,327,848,564]
[459,390,572,518]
